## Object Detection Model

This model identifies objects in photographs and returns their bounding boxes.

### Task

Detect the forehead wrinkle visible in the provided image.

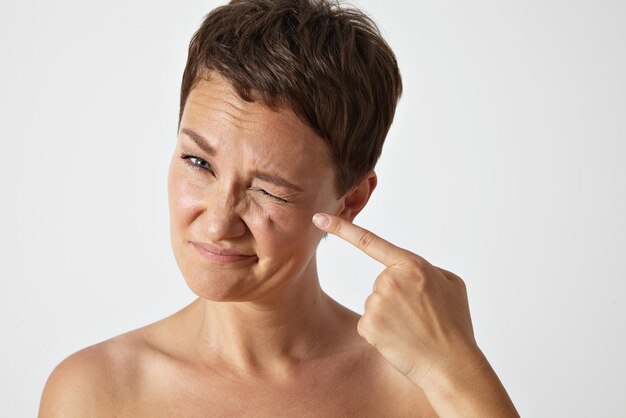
[185,78,336,191]
[188,78,312,139]
[187,97,265,134]
[191,77,260,115]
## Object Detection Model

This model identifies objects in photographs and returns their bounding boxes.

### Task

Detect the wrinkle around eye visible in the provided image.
[247,187,287,204]
[254,188,288,203]
[248,189,307,211]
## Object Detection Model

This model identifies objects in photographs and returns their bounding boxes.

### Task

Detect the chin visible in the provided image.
[182,268,252,302]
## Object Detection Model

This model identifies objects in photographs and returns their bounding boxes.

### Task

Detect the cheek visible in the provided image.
[168,163,207,226]
[244,203,324,258]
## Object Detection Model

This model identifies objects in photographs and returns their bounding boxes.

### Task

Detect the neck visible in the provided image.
[186,258,342,376]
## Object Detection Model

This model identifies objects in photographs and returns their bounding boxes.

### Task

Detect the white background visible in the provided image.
[1,1,625,416]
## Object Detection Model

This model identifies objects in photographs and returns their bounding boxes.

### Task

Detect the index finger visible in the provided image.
[312,213,413,266]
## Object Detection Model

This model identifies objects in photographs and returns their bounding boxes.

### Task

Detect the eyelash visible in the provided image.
[179,152,213,172]
[252,187,288,203]
[178,152,288,203]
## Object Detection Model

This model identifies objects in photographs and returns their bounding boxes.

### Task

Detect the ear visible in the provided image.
[337,170,377,223]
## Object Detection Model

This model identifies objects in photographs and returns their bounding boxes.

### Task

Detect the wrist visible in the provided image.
[414,343,489,396]
[415,345,520,417]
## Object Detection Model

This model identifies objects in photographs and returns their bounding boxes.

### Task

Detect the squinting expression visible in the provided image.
[168,73,344,302]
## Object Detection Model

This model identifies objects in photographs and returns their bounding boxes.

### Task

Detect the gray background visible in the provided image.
[1,0,625,416]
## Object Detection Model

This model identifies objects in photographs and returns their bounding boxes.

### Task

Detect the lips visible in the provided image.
[191,241,257,265]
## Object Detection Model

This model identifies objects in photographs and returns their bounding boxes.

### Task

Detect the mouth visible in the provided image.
[190,241,257,265]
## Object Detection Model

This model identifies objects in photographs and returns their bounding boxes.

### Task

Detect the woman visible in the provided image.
[39,0,519,416]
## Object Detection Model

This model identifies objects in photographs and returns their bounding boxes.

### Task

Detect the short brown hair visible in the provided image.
[179,0,402,195]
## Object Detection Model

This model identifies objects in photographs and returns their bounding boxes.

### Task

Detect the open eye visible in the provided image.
[179,152,212,172]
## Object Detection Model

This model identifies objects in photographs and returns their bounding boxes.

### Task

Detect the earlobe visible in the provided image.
[337,170,377,222]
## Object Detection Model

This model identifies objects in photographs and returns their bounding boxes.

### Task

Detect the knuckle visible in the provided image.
[332,220,343,236]
[438,266,468,290]
[406,256,427,272]
[364,292,382,311]
[409,269,428,292]
[414,276,428,293]
[377,273,401,293]
[363,293,373,310]
[357,314,374,337]
[358,231,376,250]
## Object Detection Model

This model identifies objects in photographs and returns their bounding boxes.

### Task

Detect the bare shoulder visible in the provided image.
[37,304,189,418]
[38,329,151,418]
[38,341,116,417]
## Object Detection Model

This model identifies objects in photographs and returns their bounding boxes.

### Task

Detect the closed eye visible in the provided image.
[179,152,289,203]
[252,187,289,203]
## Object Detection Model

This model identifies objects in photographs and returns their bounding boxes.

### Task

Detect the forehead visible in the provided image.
[180,74,334,179]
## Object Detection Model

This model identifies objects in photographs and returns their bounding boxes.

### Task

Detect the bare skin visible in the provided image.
[39,72,516,417]
[39,296,438,417]
[311,214,519,417]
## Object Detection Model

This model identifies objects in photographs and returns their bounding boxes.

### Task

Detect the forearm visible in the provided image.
[418,348,519,418]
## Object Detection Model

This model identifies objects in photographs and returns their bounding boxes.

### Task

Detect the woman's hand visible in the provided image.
[312,212,478,385]
[312,213,519,417]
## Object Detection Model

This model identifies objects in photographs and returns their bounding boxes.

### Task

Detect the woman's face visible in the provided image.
[168,74,344,302]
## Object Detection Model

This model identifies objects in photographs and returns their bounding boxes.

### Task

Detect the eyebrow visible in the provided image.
[181,128,216,156]
[180,127,304,193]
[250,169,304,193]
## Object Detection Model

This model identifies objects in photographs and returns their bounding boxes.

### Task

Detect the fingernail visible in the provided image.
[312,213,330,228]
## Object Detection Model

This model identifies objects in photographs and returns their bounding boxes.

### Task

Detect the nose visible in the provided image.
[203,183,247,241]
